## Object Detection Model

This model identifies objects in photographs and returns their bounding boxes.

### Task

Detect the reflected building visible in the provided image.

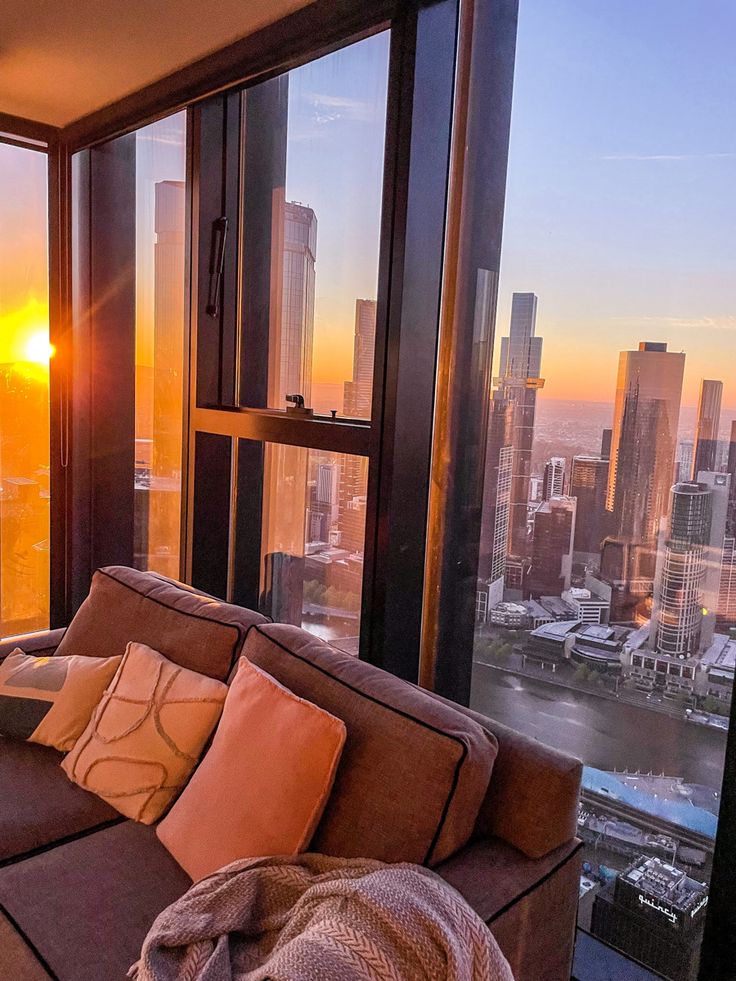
[542,456,565,500]
[570,455,609,560]
[692,379,722,479]
[343,299,376,418]
[602,342,685,620]
[278,202,317,408]
[649,474,728,657]
[478,391,514,584]
[496,292,544,560]
[146,179,186,578]
[526,496,576,599]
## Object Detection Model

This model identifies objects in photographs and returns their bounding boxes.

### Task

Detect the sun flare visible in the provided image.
[24,330,55,366]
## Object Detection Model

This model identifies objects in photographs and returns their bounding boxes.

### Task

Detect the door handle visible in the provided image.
[206,216,228,318]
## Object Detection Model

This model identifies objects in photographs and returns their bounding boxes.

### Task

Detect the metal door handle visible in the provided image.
[206,216,228,318]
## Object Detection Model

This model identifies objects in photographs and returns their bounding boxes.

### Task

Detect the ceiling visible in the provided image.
[0,0,313,128]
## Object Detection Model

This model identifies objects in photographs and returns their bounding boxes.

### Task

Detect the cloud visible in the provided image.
[304,92,375,124]
[610,315,736,331]
[599,152,736,161]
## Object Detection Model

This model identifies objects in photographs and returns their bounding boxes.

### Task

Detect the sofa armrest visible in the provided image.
[474,716,582,859]
[425,691,581,859]
[0,628,67,662]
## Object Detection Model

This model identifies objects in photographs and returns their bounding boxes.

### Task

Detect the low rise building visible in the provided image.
[562,586,610,625]
[570,623,627,674]
[591,857,708,981]
[523,619,580,669]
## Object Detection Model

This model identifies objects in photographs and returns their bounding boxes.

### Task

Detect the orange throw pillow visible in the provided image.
[0,649,122,752]
[157,658,347,880]
[62,642,227,824]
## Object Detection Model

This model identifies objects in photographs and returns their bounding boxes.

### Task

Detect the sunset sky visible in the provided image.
[2,3,734,411]
[495,0,736,410]
[0,142,48,365]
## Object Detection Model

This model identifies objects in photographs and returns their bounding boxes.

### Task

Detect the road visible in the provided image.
[471,661,728,791]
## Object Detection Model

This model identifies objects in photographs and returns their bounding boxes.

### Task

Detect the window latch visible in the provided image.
[285,393,313,416]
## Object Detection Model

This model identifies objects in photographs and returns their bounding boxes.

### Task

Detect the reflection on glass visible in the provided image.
[133,112,187,578]
[472,4,735,978]
[244,32,388,417]
[260,444,368,654]
[0,142,50,637]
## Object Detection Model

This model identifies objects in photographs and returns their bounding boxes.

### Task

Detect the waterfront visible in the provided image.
[471,662,728,791]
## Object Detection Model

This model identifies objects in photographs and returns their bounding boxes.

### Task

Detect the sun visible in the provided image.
[24,331,55,365]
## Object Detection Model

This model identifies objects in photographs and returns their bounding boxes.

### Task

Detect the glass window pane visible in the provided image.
[260,444,368,653]
[0,142,50,637]
[133,112,187,578]
[243,32,389,417]
[473,4,735,978]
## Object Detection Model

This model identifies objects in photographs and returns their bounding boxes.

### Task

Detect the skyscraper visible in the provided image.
[496,292,544,558]
[147,179,186,578]
[570,455,610,558]
[692,379,723,478]
[606,342,685,543]
[649,475,728,657]
[602,342,684,619]
[600,428,612,460]
[542,457,565,500]
[478,391,514,583]
[726,420,736,534]
[343,299,377,418]
[278,202,317,407]
[526,496,576,599]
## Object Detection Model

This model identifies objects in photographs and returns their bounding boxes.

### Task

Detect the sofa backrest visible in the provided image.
[55,567,266,682]
[243,622,497,866]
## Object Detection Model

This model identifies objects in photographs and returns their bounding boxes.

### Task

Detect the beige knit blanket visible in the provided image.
[130,853,513,981]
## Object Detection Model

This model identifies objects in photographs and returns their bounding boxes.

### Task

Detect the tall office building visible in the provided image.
[649,476,728,657]
[676,441,694,484]
[146,179,186,578]
[526,496,576,599]
[570,455,610,558]
[600,428,612,460]
[542,457,565,500]
[692,380,723,479]
[478,391,514,583]
[278,202,317,408]
[606,342,685,543]
[308,462,340,543]
[602,343,684,619]
[726,420,736,534]
[495,292,544,557]
[343,299,377,418]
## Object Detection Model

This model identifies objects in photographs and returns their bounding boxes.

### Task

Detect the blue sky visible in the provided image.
[497,0,736,410]
[285,31,389,388]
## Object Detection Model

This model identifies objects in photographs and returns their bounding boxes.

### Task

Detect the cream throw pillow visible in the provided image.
[62,642,227,824]
[0,649,122,752]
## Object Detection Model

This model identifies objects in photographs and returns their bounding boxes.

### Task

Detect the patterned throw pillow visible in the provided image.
[62,642,227,824]
[0,650,123,752]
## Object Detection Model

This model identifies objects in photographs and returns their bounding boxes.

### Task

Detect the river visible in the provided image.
[470,662,728,791]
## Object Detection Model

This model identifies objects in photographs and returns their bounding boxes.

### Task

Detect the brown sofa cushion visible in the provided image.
[55,567,266,681]
[243,623,497,865]
[0,822,191,981]
[0,738,119,865]
[0,911,53,980]
[436,836,582,979]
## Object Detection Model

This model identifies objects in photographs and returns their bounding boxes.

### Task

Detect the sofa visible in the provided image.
[0,566,582,980]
